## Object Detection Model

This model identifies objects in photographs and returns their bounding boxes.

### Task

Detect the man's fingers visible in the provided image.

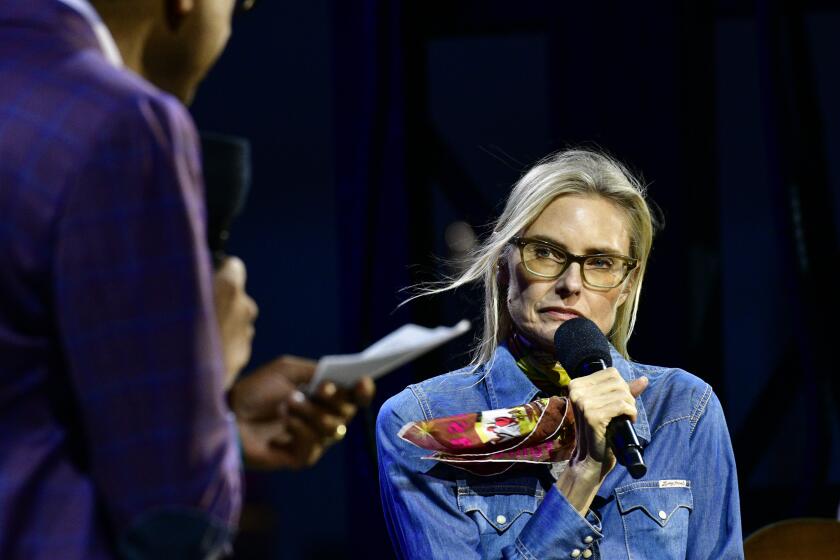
[308,382,360,417]
[270,355,317,385]
[244,294,259,321]
[313,381,337,400]
[286,392,346,438]
[239,422,294,469]
[239,412,327,470]
[353,377,375,407]
[283,415,327,467]
[242,420,292,447]
[231,355,317,418]
[229,367,295,421]
[216,255,247,287]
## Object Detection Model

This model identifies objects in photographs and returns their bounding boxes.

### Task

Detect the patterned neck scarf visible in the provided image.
[508,332,571,394]
[398,335,578,476]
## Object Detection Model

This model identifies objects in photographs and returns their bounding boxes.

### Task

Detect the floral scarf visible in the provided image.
[398,334,578,476]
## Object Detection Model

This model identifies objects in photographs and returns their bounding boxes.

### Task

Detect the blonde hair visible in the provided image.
[412,148,657,364]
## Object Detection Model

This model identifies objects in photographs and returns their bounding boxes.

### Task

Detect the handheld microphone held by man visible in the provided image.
[201,132,252,269]
[554,317,647,479]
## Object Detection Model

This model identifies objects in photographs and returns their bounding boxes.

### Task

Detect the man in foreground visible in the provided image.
[0,1,371,558]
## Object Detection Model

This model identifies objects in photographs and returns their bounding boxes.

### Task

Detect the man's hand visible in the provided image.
[213,256,258,388]
[228,355,375,470]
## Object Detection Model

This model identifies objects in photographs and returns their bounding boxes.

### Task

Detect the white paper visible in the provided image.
[308,320,471,390]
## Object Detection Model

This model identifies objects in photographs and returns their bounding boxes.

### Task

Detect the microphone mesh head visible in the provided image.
[201,132,252,258]
[553,318,612,378]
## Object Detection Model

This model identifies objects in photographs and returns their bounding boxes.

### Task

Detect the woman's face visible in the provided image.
[503,194,634,352]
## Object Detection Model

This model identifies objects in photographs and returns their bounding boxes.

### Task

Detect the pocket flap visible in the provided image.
[457,480,542,532]
[615,481,693,528]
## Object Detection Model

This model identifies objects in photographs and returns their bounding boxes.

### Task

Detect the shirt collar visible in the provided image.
[54,0,122,67]
[487,344,651,445]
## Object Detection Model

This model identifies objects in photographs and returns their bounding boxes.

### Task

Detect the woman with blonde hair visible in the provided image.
[376,149,743,558]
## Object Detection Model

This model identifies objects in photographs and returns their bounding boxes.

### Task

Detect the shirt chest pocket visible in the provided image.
[456,477,543,535]
[614,481,693,558]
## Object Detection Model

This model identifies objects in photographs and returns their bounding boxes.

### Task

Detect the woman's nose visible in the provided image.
[555,262,583,294]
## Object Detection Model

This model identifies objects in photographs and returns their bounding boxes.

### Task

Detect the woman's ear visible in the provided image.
[616,268,637,307]
[496,259,509,288]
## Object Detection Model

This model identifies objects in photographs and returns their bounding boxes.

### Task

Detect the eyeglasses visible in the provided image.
[509,236,638,289]
[235,0,258,14]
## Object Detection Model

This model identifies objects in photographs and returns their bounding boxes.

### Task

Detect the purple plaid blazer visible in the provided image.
[0,1,241,558]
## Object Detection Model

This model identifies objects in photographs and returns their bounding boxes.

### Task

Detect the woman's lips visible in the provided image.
[541,308,582,321]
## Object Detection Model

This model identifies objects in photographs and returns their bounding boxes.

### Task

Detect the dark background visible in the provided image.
[190,1,840,558]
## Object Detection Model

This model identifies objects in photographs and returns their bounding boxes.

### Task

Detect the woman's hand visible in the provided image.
[556,369,648,513]
[568,368,648,467]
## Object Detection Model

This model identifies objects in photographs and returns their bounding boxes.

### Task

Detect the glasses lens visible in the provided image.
[522,242,566,276]
[583,256,625,288]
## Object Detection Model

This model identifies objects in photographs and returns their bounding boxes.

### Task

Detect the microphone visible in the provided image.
[554,318,647,479]
[200,132,252,269]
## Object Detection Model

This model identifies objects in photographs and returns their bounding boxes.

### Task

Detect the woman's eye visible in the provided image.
[534,247,553,258]
[588,257,615,269]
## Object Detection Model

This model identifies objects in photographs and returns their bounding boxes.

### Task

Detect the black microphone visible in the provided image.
[200,132,252,270]
[554,318,647,479]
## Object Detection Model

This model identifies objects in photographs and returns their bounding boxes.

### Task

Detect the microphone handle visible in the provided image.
[581,360,647,479]
[211,243,227,270]
[607,416,647,479]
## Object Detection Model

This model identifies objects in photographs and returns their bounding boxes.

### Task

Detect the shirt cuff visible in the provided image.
[228,410,246,465]
[514,486,604,559]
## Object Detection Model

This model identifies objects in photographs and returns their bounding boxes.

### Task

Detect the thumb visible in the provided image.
[269,355,317,385]
[628,376,649,398]
[216,255,247,288]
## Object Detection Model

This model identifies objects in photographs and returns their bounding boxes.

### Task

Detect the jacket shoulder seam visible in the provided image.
[408,384,432,421]
[689,383,713,435]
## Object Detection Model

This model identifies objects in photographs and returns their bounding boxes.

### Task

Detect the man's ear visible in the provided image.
[165,0,194,31]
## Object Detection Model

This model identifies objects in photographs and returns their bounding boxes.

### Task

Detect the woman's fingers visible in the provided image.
[568,368,648,461]
[628,376,649,397]
[577,393,639,424]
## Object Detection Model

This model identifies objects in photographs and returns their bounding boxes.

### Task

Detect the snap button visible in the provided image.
[583,535,593,544]
[658,510,668,520]
[570,549,581,558]
[495,515,507,525]
[582,550,592,559]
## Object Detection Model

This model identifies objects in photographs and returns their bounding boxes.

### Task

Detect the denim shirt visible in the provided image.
[376,345,744,559]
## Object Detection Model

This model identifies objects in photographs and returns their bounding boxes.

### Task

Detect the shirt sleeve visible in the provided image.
[685,388,744,559]
[53,92,241,558]
[376,391,605,560]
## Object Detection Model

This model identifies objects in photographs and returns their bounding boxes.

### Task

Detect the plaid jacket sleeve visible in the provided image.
[52,90,242,557]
